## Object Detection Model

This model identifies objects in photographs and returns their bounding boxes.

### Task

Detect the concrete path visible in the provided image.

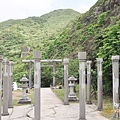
[1,88,109,120]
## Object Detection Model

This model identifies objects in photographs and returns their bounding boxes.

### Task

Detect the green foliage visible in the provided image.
[97,21,120,94]
[97,12,108,26]
[55,67,64,85]
[87,24,95,35]
[68,59,79,79]
[41,67,53,87]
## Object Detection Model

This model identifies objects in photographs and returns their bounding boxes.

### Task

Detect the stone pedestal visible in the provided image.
[18,74,31,104]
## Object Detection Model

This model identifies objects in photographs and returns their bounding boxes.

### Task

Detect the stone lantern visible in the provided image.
[18,74,31,104]
[68,75,78,101]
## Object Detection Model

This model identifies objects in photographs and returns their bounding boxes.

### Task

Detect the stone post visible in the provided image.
[8,61,13,108]
[53,61,56,86]
[111,56,119,119]
[2,59,9,116]
[96,58,103,111]
[0,55,3,120]
[34,51,42,120]
[64,58,69,105]
[86,61,92,104]
[29,61,32,88]
[78,52,86,120]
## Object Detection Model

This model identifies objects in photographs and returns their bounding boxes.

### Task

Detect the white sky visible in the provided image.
[0,0,98,22]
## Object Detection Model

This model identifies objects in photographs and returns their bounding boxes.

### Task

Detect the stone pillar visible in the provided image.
[111,56,119,119]
[34,51,42,120]
[8,61,13,108]
[64,58,69,105]
[78,52,86,120]
[29,61,32,88]
[2,59,9,116]
[0,55,3,120]
[96,58,103,111]
[53,61,56,86]
[86,61,92,104]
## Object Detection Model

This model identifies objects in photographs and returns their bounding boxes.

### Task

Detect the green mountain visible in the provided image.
[0,0,120,93]
[0,9,80,58]
[0,9,80,85]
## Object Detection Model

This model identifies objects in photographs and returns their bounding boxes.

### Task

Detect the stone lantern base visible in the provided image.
[68,83,78,101]
[18,97,31,104]
[68,94,78,101]
[2,112,9,116]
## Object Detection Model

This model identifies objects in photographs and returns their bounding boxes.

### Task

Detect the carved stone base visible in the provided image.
[78,118,87,120]
[86,101,92,104]
[18,98,31,104]
[2,112,9,116]
[68,95,78,101]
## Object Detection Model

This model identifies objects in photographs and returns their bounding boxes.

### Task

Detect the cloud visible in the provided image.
[10,0,54,10]
[0,0,55,21]
[76,4,91,13]
[75,0,97,13]
[0,0,97,22]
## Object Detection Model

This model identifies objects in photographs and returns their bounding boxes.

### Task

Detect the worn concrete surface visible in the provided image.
[1,88,109,120]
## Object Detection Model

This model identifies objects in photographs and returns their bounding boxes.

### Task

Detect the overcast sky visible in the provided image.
[0,0,97,22]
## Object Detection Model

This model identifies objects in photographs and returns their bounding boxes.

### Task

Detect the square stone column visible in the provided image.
[29,61,33,88]
[2,59,9,116]
[78,52,86,120]
[8,61,14,108]
[53,61,56,87]
[0,55,3,119]
[34,51,42,120]
[111,55,119,119]
[86,61,92,104]
[64,58,69,105]
[96,58,103,111]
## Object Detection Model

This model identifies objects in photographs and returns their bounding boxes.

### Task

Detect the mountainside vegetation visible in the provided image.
[46,0,120,94]
[0,9,80,86]
[0,0,120,95]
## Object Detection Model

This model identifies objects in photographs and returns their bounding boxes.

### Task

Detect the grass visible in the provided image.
[12,89,34,106]
[52,84,79,102]
[53,84,120,120]
[52,89,64,102]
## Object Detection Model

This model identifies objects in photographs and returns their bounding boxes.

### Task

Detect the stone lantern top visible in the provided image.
[68,75,77,81]
[20,74,29,82]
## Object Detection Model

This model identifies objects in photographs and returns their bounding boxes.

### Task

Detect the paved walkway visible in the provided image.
[2,88,109,120]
